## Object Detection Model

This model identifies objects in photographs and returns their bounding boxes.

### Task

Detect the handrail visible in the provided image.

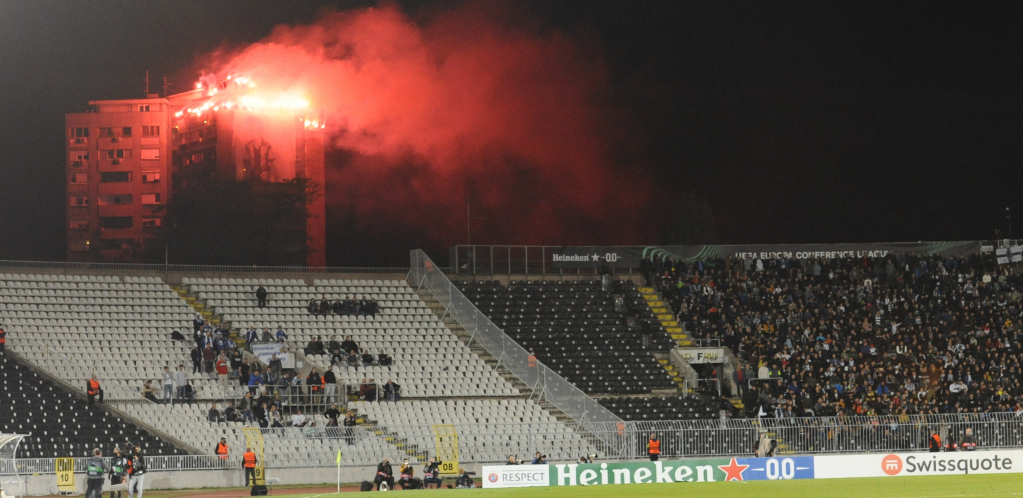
[0,259,415,274]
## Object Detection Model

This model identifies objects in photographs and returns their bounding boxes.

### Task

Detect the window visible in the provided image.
[140,149,160,160]
[100,127,114,137]
[142,218,161,228]
[70,173,88,184]
[141,193,161,205]
[103,150,132,160]
[99,216,133,229]
[71,127,89,138]
[100,172,132,183]
[138,104,150,112]
[70,196,89,207]
[122,127,133,137]
[142,126,160,137]
[98,194,132,205]
[70,219,89,230]
[141,171,160,183]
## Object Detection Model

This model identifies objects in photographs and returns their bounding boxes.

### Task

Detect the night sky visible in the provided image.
[1,1,1021,265]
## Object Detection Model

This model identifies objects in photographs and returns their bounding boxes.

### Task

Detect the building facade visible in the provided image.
[66,92,326,266]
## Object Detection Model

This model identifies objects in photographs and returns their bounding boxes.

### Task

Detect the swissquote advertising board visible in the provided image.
[481,450,1022,488]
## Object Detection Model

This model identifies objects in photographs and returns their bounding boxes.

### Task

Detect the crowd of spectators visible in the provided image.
[644,252,1023,417]
[307,296,379,317]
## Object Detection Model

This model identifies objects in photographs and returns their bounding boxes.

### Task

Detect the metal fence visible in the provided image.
[410,250,625,443]
[8,413,1023,475]
[449,245,637,277]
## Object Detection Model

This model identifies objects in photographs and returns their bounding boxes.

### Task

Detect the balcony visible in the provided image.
[68,137,88,147]
[99,136,132,148]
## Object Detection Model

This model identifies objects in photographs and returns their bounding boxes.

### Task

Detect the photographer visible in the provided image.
[506,455,519,465]
[423,457,443,489]
[108,446,129,498]
[373,457,394,491]
[531,452,546,465]
[754,431,776,457]
[398,459,421,490]
[455,469,476,489]
[961,428,978,451]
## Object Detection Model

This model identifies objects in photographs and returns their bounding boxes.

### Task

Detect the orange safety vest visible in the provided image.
[88,379,100,395]
[216,442,229,460]
[243,452,257,468]
[648,440,660,455]
[0,328,6,344]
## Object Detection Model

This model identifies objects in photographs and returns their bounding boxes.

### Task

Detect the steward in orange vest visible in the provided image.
[0,325,6,352]
[243,448,258,487]
[215,438,229,460]
[87,376,103,405]
[648,433,661,461]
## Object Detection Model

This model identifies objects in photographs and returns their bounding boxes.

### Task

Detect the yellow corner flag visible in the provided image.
[336,449,342,465]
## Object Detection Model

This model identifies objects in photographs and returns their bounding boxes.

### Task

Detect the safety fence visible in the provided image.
[6,413,1023,474]
[410,250,624,434]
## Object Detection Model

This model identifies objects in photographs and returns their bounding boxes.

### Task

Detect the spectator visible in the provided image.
[255,285,268,308]
[190,346,202,374]
[330,348,346,367]
[239,358,251,387]
[327,335,341,353]
[383,379,401,402]
[193,314,204,333]
[174,365,188,403]
[378,349,392,367]
[323,366,337,401]
[208,403,224,423]
[230,349,243,379]
[319,296,332,315]
[240,392,255,424]
[269,405,283,428]
[268,354,283,375]
[292,409,307,427]
[304,337,319,355]
[307,368,323,405]
[260,328,273,343]
[141,381,158,403]
[275,326,287,343]
[360,378,377,402]
[343,411,357,445]
[324,403,341,425]
[306,298,318,314]
[161,366,174,403]
[202,344,215,375]
[245,327,258,348]
[225,401,240,423]
[341,336,359,356]
[362,349,376,365]
[216,353,229,386]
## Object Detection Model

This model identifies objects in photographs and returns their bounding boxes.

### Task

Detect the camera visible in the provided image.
[463,471,476,476]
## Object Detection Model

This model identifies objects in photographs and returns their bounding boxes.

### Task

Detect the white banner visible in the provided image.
[481,465,549,488]
[251,342,296,369]
[677,348,725,364]
[815,449,1023,479]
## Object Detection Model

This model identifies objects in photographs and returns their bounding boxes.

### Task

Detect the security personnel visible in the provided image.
[108,447,129,498]
[928,430,942,452]
[215,438,229,460]
[243,447,258,486]
[306,369,322,406]
[423,457,443,489]
[374,457,394,491]
[86,448,108,498]
[0,323,6,353]
[87,375,104,405]
[647,433,661,461]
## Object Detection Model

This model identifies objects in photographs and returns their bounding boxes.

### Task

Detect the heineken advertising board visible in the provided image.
[482,456,814,488]
[482,450,1023,489]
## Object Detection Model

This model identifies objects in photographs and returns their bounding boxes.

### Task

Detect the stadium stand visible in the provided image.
[191,278,516,397]
[0,352,180,458]
[598,395,719,421]
[455,279,678,394]
[648,253,1021,417]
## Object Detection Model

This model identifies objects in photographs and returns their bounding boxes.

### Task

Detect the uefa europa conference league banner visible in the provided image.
[481,449,1023,488]
[548,241,981,269]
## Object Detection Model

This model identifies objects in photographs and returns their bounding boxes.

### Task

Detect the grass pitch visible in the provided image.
[270,473,1022,498]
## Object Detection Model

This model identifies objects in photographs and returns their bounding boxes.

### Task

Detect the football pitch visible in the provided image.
[264,474,1020,498]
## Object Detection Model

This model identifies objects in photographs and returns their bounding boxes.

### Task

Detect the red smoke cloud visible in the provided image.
[201,3,656,262]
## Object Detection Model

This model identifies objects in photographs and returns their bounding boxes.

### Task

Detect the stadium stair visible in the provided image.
[417,289,579,425]
[354,411,430,462]
[171,284,237,344]
[639,286,691,346]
